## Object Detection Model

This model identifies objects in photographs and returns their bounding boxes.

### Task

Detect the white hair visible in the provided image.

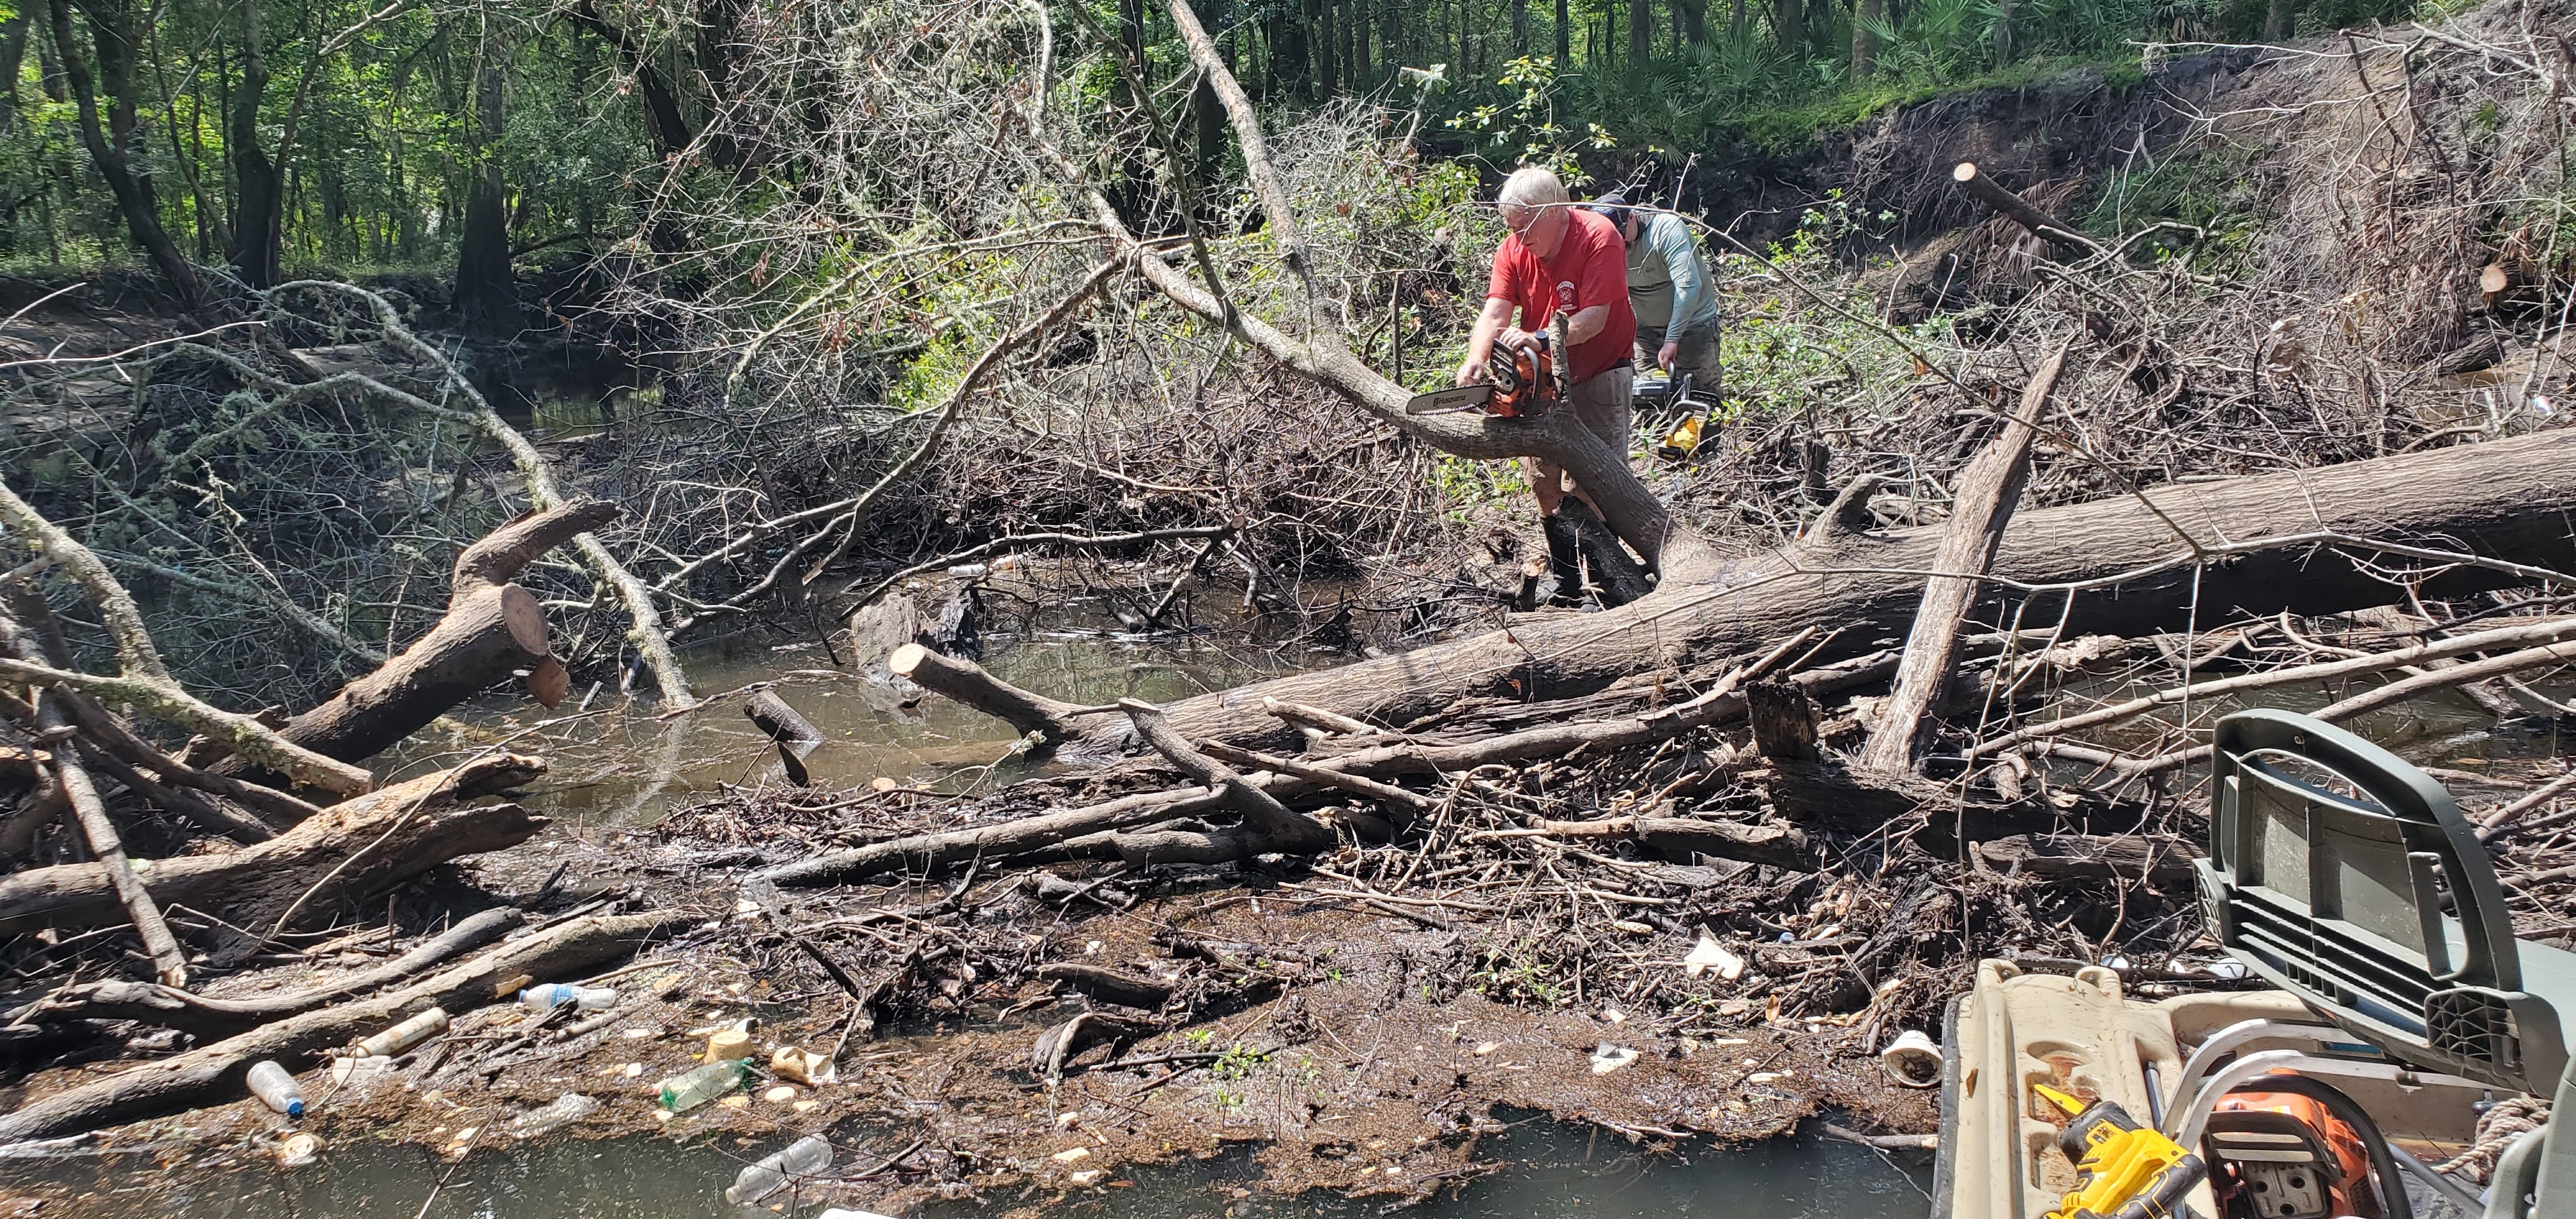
[1496,166,1569,214]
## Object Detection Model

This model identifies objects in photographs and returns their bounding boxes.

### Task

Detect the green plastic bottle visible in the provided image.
[656,1059,751,1112]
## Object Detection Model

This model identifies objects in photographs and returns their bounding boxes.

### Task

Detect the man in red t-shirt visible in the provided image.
[1457,166,1638,603]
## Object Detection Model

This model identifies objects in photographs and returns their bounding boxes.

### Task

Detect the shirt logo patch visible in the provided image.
[1554,280,1577,312]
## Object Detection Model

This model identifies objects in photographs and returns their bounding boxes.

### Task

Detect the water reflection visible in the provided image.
[0,1119,1932,1219]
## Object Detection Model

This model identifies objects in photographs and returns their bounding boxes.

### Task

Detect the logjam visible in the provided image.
[0,755,547,942]
[0,912,674,1144]
[13,907,525,1040]
[1048,427,2576,754]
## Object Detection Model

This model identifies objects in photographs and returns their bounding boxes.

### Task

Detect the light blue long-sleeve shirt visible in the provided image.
[1624,211,1719,334]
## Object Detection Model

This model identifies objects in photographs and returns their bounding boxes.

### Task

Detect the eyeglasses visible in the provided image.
[1501,206,1541,237]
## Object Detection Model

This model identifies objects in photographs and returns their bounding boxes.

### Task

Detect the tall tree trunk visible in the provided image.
[571,0,693,159]
[1316,0,1337,93]
[1775,0,1801,51]
[1555,0,1570,64]
[1852,0,1879,79]
[1456,0,1468,77]
[0,13,29,132]
[1119,0,1146,74]
[2262,0,2297,40]
[1991,0,2012,61]
[1512,0,1529,52]
[46,0,201,310]
[1348,0,1368,86]
[227,0,282,288]
[453,45,517,335]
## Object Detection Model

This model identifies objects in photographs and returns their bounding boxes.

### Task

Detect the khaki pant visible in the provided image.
[1636,322,1721,400]
[1529,364,1634,516]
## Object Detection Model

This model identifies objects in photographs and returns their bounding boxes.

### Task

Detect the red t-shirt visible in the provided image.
[1485,207,1638,384]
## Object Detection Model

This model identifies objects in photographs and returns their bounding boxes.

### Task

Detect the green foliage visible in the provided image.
[2080,148,2273,266]
[1442,56,1613,181]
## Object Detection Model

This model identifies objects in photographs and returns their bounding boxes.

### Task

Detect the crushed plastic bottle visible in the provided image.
[723,1133,832,1204]
[507,1092,601,1138]
[518,984,618,1011]
[657,1059,752,1112]
[245,1061,305,1119]
[355,1006,448,1057]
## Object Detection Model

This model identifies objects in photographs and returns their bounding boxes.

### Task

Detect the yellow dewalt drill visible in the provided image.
[2033,1083,2208,1219]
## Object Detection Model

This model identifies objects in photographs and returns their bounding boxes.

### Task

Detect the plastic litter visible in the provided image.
[277,1132,324,1167]
[508,1092,601,1138]
[355,1006,448,1057]
[327,1055,401,1093]
[771,1045,836,1085]
[1682,934,1745,980]
[1588,1043,1638,1074]
[519,983,618,1011]
[1880,1028,1943,1088]
[723,1133,832,1204]
[657,1059,752,1112]
[705,1026,751,1061]
[246,1061,305,1119]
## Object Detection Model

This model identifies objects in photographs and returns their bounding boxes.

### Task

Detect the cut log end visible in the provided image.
[498,583,551,658]
[1952,161,1979,183]
[887,642,931,679]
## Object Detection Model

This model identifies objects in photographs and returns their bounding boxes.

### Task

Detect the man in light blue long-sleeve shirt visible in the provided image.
[1592,192,1721,396]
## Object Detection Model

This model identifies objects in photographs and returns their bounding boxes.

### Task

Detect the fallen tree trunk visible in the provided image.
[1054,428,2576,754]
[13,907,524,1040]
[0,911,673,1146]
[0,755,547,941]
[216,500,613,778]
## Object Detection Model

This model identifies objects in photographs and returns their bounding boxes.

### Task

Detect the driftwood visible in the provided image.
[766,638,1841,887]
[1495,815,1815,870]
[35,688,189,987]
[1859,346,2061,772]
[0,755,547,942]
[888,643,1089,744]
[1037,962,1177,1010]
[744,687,825,786]
[0,911,675,1145]
[15,907,524,1039]
[1110,698,1331,862]
[217,500,613,779]
[1974,834,2198,887]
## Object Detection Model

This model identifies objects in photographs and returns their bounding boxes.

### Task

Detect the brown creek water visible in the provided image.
[0,1113,1933,1218]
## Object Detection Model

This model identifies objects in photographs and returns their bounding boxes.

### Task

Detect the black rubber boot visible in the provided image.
[1542,512,1584,607]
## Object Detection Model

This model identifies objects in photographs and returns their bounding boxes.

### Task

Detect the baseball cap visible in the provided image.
[1590,192,1633,232]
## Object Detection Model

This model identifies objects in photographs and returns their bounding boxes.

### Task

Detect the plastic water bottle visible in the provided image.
[518,984,617,1011]
[245,1061,305,1119]
[724,1134,833,1204]
[656,1059,751,1112]
[355,1006,448,1057]
[507,1092,601,1138]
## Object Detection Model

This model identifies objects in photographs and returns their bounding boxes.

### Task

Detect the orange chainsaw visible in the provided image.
[1407,316,1571,417]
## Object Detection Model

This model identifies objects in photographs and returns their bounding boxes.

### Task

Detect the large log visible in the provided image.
[0,755,547,940]
[1053,429,2576,753]
[217,500,615,776]
[0,912,673,1146]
